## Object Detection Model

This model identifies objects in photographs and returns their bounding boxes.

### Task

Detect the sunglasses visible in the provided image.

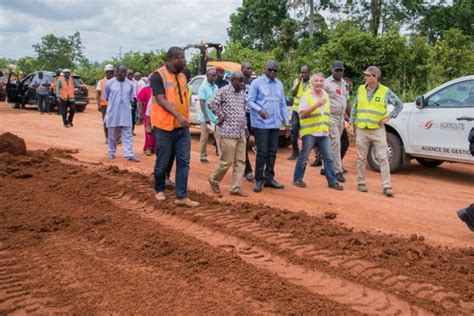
[267,69,278,73]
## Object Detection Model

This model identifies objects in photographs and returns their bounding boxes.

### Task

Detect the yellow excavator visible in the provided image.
[184,42,240,75]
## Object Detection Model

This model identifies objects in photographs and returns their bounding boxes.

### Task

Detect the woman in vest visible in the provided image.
[293,73,343,191]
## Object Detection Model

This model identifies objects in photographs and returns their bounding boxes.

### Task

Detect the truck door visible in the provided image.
[408,79,474,162]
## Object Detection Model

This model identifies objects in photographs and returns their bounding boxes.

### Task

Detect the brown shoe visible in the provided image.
[230,190,248,197]
[208,176,221,194]
[155,192,166,201]
[175,198,200,207]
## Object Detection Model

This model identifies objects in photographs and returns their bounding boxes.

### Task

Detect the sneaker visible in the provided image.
[287,152,298,160]
[383,187,394,197]
[329,183,344,191]
[292,180,307,188]
[175,198,200,207]
[155,192,166,201]
[126,156,140,162]
[336,172,345,182]
[357,184,368,192]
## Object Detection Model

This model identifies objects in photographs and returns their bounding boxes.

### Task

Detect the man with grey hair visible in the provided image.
[208,71,249,196]
[349,65,403,197]
[248,60,290,193]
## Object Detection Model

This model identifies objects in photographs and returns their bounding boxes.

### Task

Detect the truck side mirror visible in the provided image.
[415,96,425,109]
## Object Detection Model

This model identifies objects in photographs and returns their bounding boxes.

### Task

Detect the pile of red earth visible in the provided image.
[0,132,473,314]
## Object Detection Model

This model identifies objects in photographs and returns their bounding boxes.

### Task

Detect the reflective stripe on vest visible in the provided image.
[299,90,330,137]
[150,66,189,131]
[59,77,74,100]
[356,84,388,129]
[292,79,312,111]
[99,78,108,106]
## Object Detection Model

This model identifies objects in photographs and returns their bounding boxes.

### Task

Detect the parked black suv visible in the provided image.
[6,71,89,112]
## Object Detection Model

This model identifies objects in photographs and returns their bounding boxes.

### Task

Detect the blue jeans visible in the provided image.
[153,127,190,199]
[253,128,279,182]
[290,110,300,154]
[293,135,337,185]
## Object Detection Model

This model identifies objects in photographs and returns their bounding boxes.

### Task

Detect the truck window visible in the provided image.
[190,77,204,96]
[427,80,474,108]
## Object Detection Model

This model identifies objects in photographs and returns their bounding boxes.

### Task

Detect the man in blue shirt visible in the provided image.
[248,60,290,193]
[198,68,219,163]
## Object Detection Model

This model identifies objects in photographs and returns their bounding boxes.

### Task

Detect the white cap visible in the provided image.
[104,64,114,71]
[62,68,71,73]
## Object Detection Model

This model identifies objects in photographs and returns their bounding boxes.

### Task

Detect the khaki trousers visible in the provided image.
[210,137,246,193]
[356,126,392,189]
[329,116,344,174]
[200,123,221,158]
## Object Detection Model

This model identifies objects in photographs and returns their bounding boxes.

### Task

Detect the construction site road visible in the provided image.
[0,97,473,314]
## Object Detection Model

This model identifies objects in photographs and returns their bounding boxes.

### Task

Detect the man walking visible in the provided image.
[31,71,51,115]
[56,69,83,127]
[96,64,115,143]
[103,65,139,162]
[241,61,255,181]
[208,72,248,197]
[198,68,219,163]
[288,65,312,160]
[293,73,343,191]
[149,47,199,207]
[323,61,350,182]
[248,60,289,193]
[349,66,403,197]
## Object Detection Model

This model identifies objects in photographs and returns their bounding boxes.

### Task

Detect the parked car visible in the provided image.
[188,75,291,147]
[6,71,89,112]
[0,75,6,102]
[368,75,474,172]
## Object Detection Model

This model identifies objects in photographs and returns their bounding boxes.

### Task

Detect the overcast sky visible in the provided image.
[0,0,242,62]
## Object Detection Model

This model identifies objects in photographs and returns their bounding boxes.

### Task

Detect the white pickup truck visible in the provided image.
[368,75,474,172]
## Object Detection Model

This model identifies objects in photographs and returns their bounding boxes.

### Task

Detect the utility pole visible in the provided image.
[308,0,314,39]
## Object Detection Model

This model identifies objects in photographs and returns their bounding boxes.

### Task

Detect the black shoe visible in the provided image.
[336,172,345,182]
[64,124,69,128]
[264,179,284,189]
[320,169,325,176]
[293,180,306,188]
[329,183,344,191]
[69,122,74,127]
[254,180,264,193]
[457,208,474,232]
[310,159,322,167]
[244,173,255,182]
[287,152,298,160]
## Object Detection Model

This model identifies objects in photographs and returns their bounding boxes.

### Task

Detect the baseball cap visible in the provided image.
[104,64,114,71]
[363,66,381,78]
[215,66,225,72]
[62,68,71,73]
[332,60,344,70]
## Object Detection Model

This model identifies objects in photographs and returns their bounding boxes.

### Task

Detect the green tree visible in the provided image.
[16,56,37,75]
[33,31,86,70]
[228,0,289,50]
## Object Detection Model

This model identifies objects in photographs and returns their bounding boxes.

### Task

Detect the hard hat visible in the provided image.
[62,68,71,73]
[104,64,114,71]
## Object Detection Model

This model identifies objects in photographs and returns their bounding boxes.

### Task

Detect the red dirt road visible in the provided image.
[0,100,472,248]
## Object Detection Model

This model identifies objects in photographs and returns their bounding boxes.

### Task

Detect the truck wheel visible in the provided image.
[415,158,443,168]
[367,132,403,173]
[278,135,291,148]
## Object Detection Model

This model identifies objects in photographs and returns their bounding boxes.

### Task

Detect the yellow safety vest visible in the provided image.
[299,90,330,137]
[356,84,388,129]
[292,78,313,111]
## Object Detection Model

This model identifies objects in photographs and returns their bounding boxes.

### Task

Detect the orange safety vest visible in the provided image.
[52,76,61,93]
[150,66,189,131]
[98,78,108,106]
[59,77,75,100]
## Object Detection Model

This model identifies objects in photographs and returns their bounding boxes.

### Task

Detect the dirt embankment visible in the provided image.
[0,133,473,314]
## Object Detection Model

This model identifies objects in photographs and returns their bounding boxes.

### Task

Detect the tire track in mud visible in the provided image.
[103,188,430,315]
[0,246,72,314]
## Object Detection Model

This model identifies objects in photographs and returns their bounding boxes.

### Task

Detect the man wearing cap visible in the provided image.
[96,64,115,142]
[56,69,84,127]
[215,66,229,89]
[208,71,248,197]
[248,60,290,193]
[288,65,312,160]
[349,66,403,197]
[103,65,140,162]
[322,61,350,182]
